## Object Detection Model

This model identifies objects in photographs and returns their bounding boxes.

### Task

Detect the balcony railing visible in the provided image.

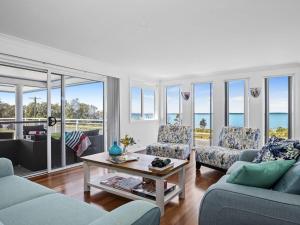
[0,117,103,133]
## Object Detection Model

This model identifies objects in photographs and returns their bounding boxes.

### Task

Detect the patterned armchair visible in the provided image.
[195,127,261,171]
[146,125,192,160]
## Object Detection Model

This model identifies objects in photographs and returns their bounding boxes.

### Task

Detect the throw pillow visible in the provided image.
[253,137,300,163]
[273,161,300,194]
[227,159,295,188]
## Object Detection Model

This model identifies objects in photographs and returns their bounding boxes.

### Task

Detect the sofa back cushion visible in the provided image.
[158,125,192,144]
[218,127,261,150]
[273,157,300,194]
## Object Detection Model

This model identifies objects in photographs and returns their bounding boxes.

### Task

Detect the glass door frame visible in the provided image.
[0,56,107,175]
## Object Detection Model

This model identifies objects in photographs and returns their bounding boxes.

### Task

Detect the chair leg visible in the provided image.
[196,161,201,170]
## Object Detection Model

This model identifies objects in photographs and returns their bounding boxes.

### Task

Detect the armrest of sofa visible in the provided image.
[199,177,300,225]
[239,149,259,162]
[0,158,14,178]
[89,200,160,225]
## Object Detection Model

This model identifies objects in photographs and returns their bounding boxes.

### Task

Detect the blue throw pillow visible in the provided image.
[253,137,300,163]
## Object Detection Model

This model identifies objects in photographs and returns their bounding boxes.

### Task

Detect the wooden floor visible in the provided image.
[32,151,224,225]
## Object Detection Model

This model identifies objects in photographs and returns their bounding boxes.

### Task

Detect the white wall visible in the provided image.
[0,34,160,148]
[161,64,300,146]
[119,77,160,148]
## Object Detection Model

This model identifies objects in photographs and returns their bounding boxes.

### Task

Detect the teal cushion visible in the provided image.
[0,193,106,225]
[273,161,300,194]
[227,160,295,188]
[226,161,253,175]
[0,176,54,210]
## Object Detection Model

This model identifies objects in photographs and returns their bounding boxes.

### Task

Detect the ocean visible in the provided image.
[167,113,288,129]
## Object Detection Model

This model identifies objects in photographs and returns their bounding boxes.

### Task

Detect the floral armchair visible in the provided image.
[196,127,261,171]
[146,125,192,160]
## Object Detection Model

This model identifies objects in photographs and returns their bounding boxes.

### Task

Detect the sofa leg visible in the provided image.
[196,161,201,170]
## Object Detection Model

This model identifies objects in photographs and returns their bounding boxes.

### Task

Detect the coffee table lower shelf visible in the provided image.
[88,174,182,205]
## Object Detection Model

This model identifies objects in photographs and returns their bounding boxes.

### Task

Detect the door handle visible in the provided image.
[48,117,57,127]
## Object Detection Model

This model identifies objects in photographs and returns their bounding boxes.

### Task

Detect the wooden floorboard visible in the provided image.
[31,151,224,225]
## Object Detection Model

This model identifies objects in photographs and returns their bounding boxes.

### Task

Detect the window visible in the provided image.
[225,80,245,127]
[143,89,155,120]
[265,76,292,141]
[131,87,142,120]
[166,86,181,124]
[193,83,212,146]
[130,87,156,121]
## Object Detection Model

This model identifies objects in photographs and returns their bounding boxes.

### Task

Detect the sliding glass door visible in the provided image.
[193,83,212,147]
[64,76,104,166]
[0,63,105,176]
[0,64,51,176]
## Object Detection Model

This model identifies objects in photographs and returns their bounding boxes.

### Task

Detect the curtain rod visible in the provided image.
[0,52,109,78]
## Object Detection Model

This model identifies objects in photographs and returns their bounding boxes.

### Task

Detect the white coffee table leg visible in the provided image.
[156,178,165,216]
[83,161,90,192]
[179,167,186,199]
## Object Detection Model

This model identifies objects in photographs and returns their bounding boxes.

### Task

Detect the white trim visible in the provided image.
[47,71,52,172]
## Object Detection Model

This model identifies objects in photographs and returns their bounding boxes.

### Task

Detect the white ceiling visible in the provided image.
[0,0,299,80]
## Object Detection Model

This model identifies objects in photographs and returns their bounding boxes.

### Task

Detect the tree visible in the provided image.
[199,118,207,129]
[174,113,181,125]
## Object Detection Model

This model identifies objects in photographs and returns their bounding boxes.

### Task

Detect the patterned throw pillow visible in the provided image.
[253,137,300,163]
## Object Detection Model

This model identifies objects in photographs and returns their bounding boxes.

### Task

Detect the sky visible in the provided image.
[0,77,290,115]
[166,86,180,113]
[228,80,245,113]
[194,83,211,113]
[269,76,289,113]
[0,82,104,111]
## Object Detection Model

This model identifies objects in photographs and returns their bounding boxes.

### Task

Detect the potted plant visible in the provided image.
[120,134,136,154]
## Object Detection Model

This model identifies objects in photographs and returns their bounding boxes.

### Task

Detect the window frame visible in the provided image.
[130,86,157,122]
[192,82,213,147]
[165,85,181,125]
[264,75,293,142]
[224,79,247,127]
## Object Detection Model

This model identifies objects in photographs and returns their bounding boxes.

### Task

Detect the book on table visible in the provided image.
[100,176,142,192]
[100,175,176,199]
[132,183,176,200]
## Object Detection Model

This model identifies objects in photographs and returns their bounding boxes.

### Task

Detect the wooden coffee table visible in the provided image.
[81,152,188,216]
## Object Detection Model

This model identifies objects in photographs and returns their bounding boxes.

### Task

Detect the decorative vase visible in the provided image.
[122,146,128,155]
[108,141,122,156]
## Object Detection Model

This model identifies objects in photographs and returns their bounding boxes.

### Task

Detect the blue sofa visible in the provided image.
[0,158,160,225]
[199,150,300,225]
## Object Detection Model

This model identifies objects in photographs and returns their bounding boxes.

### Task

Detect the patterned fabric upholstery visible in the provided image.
[146,143,190,159]
[253,137,300,163]
[157,125,192,144]
[218,127,261,150]
[196,146,241,170]
[196,127,261,170]
[146,125,192,159]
